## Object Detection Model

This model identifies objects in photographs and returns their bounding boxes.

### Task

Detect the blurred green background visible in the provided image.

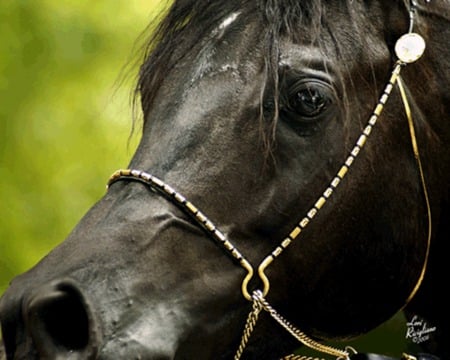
[0,0,165,294]
[0,0,409,357]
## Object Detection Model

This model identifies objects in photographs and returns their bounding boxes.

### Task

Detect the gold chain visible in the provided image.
[233,290,352,360]
[234,297,264,360]
[253,291,351,359]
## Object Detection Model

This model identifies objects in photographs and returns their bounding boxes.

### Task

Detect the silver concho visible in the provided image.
[395,33,426,63]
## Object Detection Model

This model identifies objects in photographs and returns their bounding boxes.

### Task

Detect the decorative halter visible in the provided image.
[107,2,431,359]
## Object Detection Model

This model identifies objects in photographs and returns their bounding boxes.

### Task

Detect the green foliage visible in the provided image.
[0,0,165,295]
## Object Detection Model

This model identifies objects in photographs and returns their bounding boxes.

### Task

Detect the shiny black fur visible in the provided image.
[1,0,449,358]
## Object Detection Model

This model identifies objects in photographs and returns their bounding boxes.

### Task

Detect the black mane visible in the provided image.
[136,0,351,116]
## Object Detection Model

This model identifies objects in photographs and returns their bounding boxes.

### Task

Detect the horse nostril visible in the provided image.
[25,281,99,358]
[29,288,88,349]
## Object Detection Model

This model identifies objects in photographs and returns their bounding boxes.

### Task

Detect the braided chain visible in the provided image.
[233,289,353,360]
[252,291,351,360]
[234,298,264,360]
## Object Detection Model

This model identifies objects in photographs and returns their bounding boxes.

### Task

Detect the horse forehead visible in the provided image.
[189,12,263,81]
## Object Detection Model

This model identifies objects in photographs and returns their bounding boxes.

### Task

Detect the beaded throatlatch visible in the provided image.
[108,1,430,359]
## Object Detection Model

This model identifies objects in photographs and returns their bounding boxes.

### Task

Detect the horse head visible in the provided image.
[1,0,449,359]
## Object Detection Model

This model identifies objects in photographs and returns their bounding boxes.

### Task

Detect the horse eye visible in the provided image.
[288,81,332,118]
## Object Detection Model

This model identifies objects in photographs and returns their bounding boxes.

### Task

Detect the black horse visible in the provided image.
[1,0,449,359]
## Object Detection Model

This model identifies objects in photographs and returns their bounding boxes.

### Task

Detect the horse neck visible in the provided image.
[400,3,450,359]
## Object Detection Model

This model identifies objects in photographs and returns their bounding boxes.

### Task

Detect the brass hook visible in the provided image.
[240,255,273,301]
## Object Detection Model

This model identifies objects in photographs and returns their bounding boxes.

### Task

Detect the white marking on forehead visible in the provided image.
[188,11,242,84]
[211,11,241,40]
[219,11,240,30]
